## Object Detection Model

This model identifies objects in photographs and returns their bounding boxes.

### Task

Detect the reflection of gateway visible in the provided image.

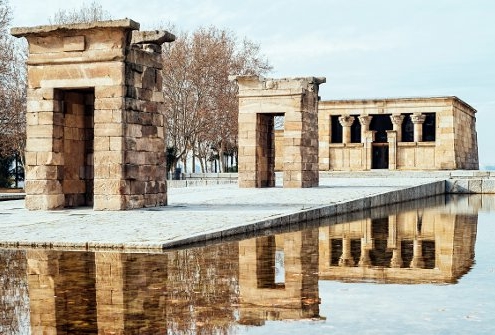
[238,229,322,325]
[318,207,477,284]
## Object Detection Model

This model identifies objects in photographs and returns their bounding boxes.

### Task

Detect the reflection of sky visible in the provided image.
[235,212,495,335]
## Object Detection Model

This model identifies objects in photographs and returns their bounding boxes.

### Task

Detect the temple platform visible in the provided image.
[0,176,448,251]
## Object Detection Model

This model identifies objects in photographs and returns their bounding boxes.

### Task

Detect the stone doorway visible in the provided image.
[234,76,325,188]
[372,144,389,169]
[58,88,95,207]
[256,114,278,187]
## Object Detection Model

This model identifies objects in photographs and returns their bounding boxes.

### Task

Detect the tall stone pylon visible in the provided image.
[12,20,174,210]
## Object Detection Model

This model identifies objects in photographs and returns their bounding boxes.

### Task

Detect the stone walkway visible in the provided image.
[0,177,444,251]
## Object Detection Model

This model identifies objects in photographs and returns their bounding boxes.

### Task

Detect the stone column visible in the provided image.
[338,115,355,144]
[411,113,426,142]
[364,131,375,170]
[358,115,373,142]
[338,236,355,267]
[388,215,402,267]
[26,250,58,334]
[390,114,405,142]
[387,130,397,170]
[360,219,373,266]
[387,215,397,249]
[390,248,403,268]
[95,252,124,334]
[410,239,425,268]
[358,242,371,267]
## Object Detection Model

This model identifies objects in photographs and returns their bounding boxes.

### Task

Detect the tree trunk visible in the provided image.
[218,149,224,172]
[182,157,187,174]
[14,155,18,188]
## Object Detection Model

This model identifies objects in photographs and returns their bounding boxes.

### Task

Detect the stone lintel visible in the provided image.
[131,30,176,45]
[236,90,312,99]
[11,19,140,38]
[231,75,326,91]
[320,96,477,114]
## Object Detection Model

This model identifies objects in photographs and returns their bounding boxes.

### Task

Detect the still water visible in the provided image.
[1,194,494,334]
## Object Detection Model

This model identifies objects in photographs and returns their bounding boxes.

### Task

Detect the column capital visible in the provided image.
[338,115,355,127]
[358,115,373,126]
[390,114,405,126]
[411,113,426,124]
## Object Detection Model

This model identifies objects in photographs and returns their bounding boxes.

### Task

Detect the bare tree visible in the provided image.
[49,0,111,24]
[0,0,26,187]
[162,26,272,174]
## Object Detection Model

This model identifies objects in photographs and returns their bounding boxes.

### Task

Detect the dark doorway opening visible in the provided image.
[331,115,343,143]
[402,114,414,142]
[257,113,282,187]
[370,114,392,143]
[372,144,389,169]
[370,114,392,169]
[57,88,95,207]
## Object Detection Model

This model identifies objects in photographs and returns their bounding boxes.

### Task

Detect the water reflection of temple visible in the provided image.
[19,230,322,334]
[0,195,484,333]
[25,245,240,334]
[238,229,321,325]
[319,199,478,283]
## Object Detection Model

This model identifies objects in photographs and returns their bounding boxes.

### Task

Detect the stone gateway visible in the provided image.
[12,20,175,210]
[234,76,325,188]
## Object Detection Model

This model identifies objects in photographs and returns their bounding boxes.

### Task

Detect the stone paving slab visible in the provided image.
[0,177,444,251]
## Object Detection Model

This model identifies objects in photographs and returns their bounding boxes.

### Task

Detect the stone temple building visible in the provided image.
[275,96,478,172]
[318,96,478,171]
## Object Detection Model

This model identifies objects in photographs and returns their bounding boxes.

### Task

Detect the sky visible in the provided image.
[9,0,495,168]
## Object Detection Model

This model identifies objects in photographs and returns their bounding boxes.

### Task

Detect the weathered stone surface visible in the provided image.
[25,194,65,210]
[11,19,139,37]
[482,179,495,193]
[131,30,175,45]
[234,76,325,189]
[312,96,478,171]
[14,19,170,211]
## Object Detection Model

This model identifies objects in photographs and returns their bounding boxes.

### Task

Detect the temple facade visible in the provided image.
[275,96,478,171]
[318,96,478,171]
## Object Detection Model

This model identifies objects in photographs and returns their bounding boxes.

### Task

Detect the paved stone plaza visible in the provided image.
[0,177,445,250]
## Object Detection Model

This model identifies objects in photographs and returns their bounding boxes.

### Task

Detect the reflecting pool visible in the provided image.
[1,194,494,334]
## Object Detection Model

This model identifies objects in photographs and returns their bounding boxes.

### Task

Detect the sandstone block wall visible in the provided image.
[238,230,320,323]
[12,20,174,210]
[315,97,478,171]
[453,100,479,169]
[235,76,325,188]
